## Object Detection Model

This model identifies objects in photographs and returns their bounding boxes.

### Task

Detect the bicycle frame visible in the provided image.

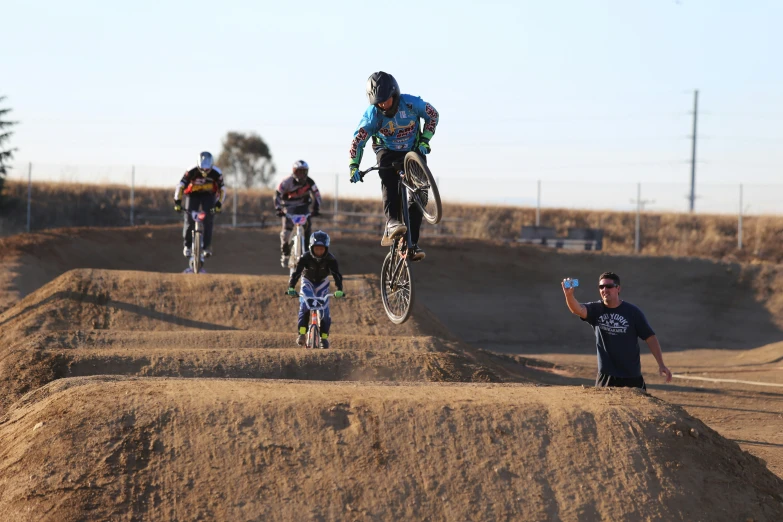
[293,292,335,349]
[391,166,415,282]
[360,162,416,286]
[189,210,207,274]
[286,213,310,271]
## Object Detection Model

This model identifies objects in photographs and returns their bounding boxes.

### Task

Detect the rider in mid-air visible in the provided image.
[174,151,225,258]
[274,160,322,268]
[286,231,345,348]
[348,71,439,261]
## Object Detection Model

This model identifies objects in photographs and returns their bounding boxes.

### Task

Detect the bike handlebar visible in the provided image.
[358,159,405,179]
[288,292,339,298]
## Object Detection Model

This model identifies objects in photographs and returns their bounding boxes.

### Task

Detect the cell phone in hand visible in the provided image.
[563,279,579,289]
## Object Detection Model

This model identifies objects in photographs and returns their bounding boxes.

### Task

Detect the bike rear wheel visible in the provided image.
[404,152,442,225]
[380,250,414,324]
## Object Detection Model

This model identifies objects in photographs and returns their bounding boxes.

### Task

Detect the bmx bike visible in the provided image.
[358,151,442,324]
[185,210,208,274]
[285,213,311,273]
[290,292,338,349]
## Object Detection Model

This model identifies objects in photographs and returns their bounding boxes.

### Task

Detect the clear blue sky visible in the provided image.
[4,0,783,211]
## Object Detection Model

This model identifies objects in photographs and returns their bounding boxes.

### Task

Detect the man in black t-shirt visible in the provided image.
[562,271,672,390]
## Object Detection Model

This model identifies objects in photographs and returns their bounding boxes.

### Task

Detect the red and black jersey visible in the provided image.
[274,175,322,212]
[175,167,225,198]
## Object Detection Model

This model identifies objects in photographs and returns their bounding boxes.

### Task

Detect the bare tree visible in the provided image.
[216,132,276,189]
[0,96,18,209]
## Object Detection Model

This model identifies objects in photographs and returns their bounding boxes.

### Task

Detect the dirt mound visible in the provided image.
[0,269,545,413]
[1,225,782,519]
[0,268,453,338]
[4,225,782,352]
[0,376,780,522]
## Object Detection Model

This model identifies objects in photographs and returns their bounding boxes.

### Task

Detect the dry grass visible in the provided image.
[1,180,781,263]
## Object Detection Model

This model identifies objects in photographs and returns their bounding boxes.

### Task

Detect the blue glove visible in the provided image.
[286,287,297,297]
[349,165,362,184]
[334,290,345,299]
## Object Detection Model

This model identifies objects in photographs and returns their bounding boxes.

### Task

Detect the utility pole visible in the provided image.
[130,165,135,226]
[536,180,541,226]
[689,89,699,213]
[630,183,654,254]
[738,184,743,250]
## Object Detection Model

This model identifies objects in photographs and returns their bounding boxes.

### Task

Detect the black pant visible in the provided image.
[595,372,647,391]
[182,193,216,249]
[376,149,424,245]
[280,204,312,255]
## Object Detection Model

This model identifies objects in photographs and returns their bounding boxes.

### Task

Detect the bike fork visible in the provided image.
[310,310,321,348]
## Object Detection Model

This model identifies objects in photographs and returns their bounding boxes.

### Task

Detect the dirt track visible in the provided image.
[0,225,782,520]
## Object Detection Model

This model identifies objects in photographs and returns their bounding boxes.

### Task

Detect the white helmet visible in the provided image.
[292,159,309,181]
[199,151,214,173]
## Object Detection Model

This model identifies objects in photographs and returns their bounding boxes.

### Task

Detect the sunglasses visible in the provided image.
[598,284,618,289]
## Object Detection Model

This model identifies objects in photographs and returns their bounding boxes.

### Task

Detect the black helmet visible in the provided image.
[309,230,330,258]
[366,71,400,118]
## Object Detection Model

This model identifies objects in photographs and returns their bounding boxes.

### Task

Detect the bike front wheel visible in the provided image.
[191,231,202,274]
[307,323,320,349]
[404,152,442,225]
[380,250,415,324]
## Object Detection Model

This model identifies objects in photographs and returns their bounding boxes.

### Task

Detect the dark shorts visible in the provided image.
[595,372,647,391]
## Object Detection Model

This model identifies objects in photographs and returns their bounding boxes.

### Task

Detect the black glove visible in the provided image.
[174,199,183,212]
[276,208,285,217]
[311,210,321,218]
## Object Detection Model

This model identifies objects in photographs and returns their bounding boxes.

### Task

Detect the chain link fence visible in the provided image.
[1,162,781,256]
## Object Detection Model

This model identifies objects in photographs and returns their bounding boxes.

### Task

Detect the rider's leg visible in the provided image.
[377,149,408,244]
[297,278,317,344]
[409,204,424,245]
[182,196,194,255]
[280,216,293,260]
[202,202,215,251]
[410,152,428,260]
[409,204,426,261]
[320,300,332,336]
[182,212,193,248]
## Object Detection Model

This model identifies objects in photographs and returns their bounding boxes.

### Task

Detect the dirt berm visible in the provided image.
[0,227,782,520]
[1,377,781,521]
[1,268,548,414]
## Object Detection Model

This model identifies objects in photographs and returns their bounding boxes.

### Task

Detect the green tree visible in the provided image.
[216,132,276,189]
[0,96,18,209]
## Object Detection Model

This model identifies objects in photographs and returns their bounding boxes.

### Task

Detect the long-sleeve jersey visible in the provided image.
[174,167,226,203]
[275,175,321,212]
[349,94,439,166]
[288,252,343,290]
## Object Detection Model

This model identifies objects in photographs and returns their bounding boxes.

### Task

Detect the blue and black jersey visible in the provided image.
[349,94,439,167]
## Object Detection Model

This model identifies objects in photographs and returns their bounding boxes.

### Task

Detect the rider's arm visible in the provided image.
[412,96,440,142]
[309,179,322,213]
[213,167,227,204]
[328,256,344,291]
[288,256,306,288]
[349,108,381,167]
[274,179,286,211]
[174,170,190,200]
